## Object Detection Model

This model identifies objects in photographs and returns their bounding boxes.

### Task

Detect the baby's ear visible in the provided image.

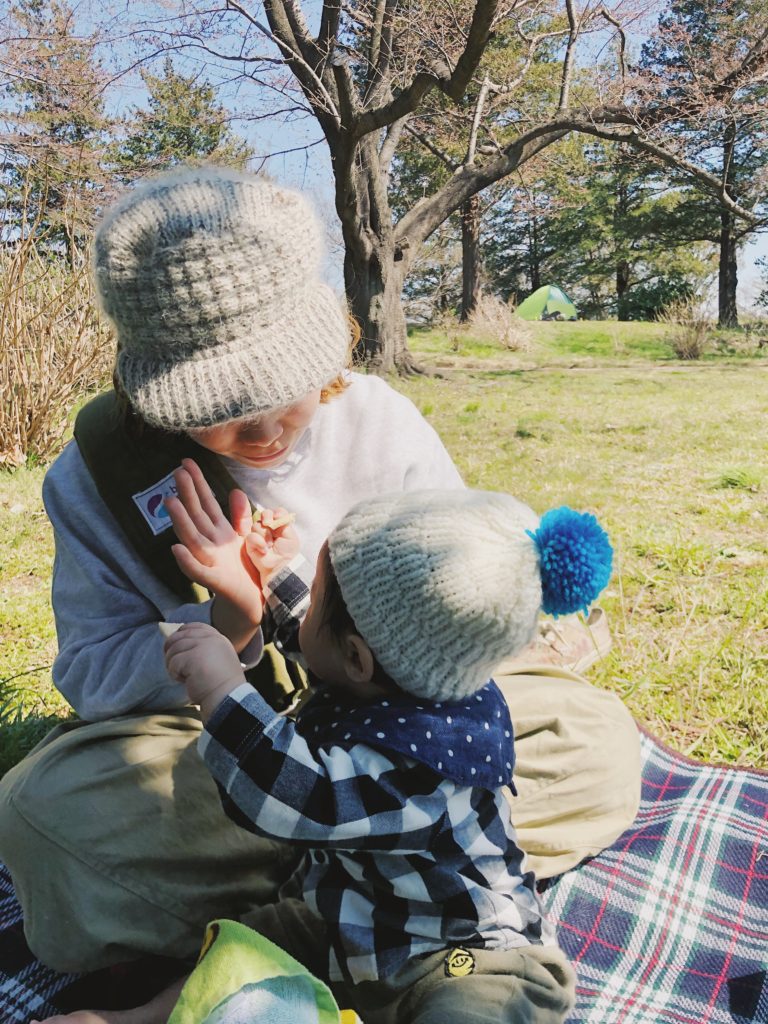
[343,633,376,684]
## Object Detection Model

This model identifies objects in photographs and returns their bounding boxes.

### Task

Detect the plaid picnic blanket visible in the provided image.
[542,730,768,1024]
[1,729,766,1023]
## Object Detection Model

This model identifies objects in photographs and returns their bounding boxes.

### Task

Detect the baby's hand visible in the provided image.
[164,459,265,653]
[164,622,245,721]
[245,508,300,581]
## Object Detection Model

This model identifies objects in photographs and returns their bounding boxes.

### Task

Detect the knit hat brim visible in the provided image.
[116,281,350,431]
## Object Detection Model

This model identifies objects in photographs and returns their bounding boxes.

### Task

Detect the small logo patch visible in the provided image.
[444,947,475,978]
[132,472,178,535]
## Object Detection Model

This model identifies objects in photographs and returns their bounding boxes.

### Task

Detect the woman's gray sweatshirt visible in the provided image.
[43,375,463,721]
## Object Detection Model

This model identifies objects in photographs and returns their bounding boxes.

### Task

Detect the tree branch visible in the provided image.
[364,0,397,105]
[331,52,362,127]
[355,0,500,137]
[374,0,397,91]
[280,0,318,64]
[598,6,626,86]
[558,0,578,111]
[379,113,409,174]
[255,0,341,128]
[608,128,760,225]
[317,1,341,55]
[483,32,540,103]
[341,2,372,30]
[369,0,386,71]
[722,25,768,92]
[397,103,762,253]
[404,122,458,171]
[466,74,491,164]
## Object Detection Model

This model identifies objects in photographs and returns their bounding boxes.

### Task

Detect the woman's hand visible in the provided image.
[164,459,263,652]
[164,622,245,722]
[245,508,300,583]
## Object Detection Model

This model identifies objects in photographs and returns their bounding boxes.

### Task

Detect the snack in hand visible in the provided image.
[158,621,185,638]
[253,508,296,530]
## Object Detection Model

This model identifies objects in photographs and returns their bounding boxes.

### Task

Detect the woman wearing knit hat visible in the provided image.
[0,165,639,983]
[157,490,613,1023]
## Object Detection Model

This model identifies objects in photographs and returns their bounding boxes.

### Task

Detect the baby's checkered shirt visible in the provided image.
[199,558,554,984]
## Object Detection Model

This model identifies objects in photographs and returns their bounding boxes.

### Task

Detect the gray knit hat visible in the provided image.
[328,490,543,702]
[93,165,350,430]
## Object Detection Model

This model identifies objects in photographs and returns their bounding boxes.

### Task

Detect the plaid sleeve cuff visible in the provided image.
[199,682,275,762]
[263,554,311,657]
[265,555,311,625]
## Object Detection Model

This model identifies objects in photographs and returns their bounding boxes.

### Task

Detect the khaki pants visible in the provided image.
[0,666,640,973]
[242,897,576,1024]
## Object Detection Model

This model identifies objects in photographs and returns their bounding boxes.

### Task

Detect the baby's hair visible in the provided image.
[320,544,395,692]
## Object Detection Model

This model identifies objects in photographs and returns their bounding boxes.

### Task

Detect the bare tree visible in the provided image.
[45,1,768,368]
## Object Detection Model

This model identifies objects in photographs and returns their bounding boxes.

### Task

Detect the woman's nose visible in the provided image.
[242,416,282,445]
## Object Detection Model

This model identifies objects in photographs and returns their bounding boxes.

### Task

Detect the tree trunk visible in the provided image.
[343,242,411,372]
[333,135,416,374]
[616,260,631,321]
[614,167,630,321]
[718,126,739,330]
[460,194,482,321]
[527,216,541,292]
[718,209,739,328]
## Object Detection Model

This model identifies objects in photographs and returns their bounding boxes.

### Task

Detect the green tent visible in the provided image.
[516,284,578,321]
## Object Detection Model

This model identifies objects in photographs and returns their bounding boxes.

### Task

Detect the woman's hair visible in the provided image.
[112,314,361,439]
[319,314,359,403]
[320,544,395,691]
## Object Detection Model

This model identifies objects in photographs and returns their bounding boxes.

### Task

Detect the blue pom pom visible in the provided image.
[527,507,613,617]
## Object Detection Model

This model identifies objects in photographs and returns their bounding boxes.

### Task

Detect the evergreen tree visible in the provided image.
[1,0,112,254]
[640,0,768,327]
[484,141,713,319]
[115,58,253,178]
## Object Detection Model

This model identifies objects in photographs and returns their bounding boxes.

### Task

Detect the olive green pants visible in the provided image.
[242,896,576,1024]
[0,665,640,973]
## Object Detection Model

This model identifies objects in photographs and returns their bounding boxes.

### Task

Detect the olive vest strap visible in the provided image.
[74,390,305,711]
[74,390,242,605]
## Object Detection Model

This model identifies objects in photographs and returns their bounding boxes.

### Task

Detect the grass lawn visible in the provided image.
[401,321,768,768]
[1,319,767,772]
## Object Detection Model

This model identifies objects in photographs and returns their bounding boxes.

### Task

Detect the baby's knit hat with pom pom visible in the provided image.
[328,490,543,703]
[93,165,350,431]
[328,489,612,703]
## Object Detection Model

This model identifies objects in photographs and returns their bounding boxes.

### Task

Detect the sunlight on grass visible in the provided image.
[410,320,768,366]
[0,463,69,772]
[2,326,768,771]
[396,341,768,768]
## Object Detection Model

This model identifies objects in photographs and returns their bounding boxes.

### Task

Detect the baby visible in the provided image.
[164,488,612,1024]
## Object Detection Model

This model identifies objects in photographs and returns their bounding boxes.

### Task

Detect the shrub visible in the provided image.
[467,293,532,351]
[0,228,113,468]
[656,297,712,360]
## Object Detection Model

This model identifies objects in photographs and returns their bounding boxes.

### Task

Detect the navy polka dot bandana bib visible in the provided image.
[297,679,516,794]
